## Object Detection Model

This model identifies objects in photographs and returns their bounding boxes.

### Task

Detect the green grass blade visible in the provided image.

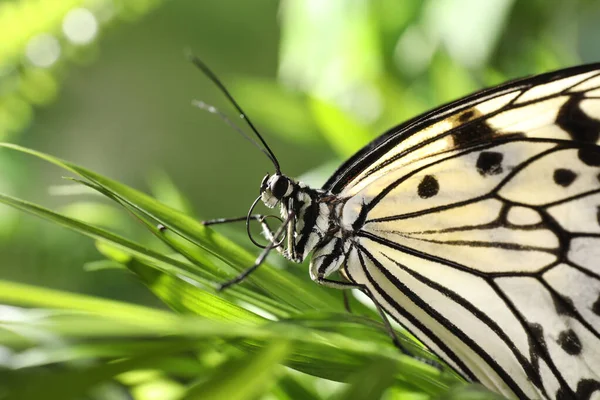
[1,341,191,400]
[0,191,210,280]
[272,375,323,400]
[0,144,468,397]
[433,384,508,400]
[0,281,461,395]
[0,142,342,312]
[0,279,173,324]
[183,341,290,400]
[126,259,265,324]
[333,358,397,400]
[76,178,295,317]
[0,192,288,321]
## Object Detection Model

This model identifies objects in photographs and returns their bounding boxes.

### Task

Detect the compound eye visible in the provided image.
[270,176,289,199]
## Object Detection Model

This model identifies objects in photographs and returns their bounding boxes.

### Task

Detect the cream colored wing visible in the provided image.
[340,139,600,400]
[326,70,600,399]
[326,65,600,199]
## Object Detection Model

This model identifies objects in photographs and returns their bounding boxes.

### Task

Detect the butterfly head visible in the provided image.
[260,174,294,208]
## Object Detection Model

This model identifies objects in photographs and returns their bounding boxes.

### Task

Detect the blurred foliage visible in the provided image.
[1,0,600,399]
[0,0,163,140]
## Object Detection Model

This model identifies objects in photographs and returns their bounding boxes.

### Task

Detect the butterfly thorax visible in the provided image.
[260,174,345,265]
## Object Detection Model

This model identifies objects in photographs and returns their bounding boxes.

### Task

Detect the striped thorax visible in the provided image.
[260,174,348,283]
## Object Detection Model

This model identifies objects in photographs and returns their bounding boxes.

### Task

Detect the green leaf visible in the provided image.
[1,341,191,400]
[0,142,341,313]
[0,143,464,397]
[434,384,507,400]
[126,259,265,324]
[0,279,173,324]
[0,185,292,322]
[333,357,397,400]
[184,341,290,400]
[0,281,460,395]
[272,375,322,400]
[147,169,195,214]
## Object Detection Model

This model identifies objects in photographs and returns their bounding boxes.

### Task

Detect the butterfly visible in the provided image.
[192,58,600,400]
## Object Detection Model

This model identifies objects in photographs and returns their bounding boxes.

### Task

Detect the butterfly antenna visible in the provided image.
[187,52,281,174]
[192,100,275,163]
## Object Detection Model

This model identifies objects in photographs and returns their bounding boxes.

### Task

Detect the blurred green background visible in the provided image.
[2,0,600,399]
[1,0,298,304]
[2,0,600,331]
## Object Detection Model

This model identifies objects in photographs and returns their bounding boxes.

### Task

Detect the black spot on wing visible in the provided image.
[556,93,600,166]
[527,321,580,398]
[555,387,569,400]
[526,323,545,389]
[557,94,600,143]
[597,206,600,227]
[578,148,600,166]
[557,329,582,355]
[553,168,577,187]
[559,379,600,400]
[575,379,600,399]
[452,119,496,147]
[592,294,600,316]
[417,175,439,198]
[458,110,476,122]
[476,151,504,176]
[550,292,578,318]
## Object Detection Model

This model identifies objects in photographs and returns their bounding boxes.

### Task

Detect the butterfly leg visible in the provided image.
[156,215,265,233]
[217,211,294,291]
[316,273,444,370]
[365,290,416,354]
[365,288,444,371]
[342,291,352,313]
[202,215,265,226]
[314,276,403,341]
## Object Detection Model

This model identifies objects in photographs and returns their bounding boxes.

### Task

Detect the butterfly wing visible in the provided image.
[328,65,600,400]
[325,64,600,196]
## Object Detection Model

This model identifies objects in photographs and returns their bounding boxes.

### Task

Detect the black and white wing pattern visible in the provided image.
[325,65,600,400]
